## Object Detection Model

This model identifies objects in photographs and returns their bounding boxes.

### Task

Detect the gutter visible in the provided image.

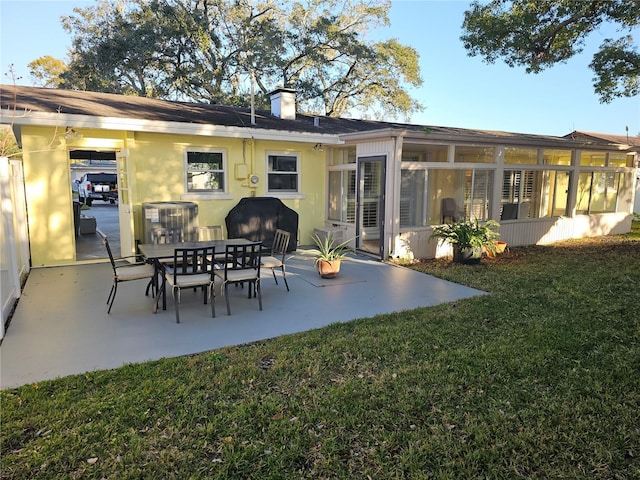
[0,111,345,146]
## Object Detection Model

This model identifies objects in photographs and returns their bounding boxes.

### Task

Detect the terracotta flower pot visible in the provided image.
[485,241,508,258]
[317,259,341,278]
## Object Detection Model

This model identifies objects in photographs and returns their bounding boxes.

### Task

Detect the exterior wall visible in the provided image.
[358,139,398,255]
[358,139,636,260]
[19,126,326,266]
[129,131,326,247]
[397,213,634,259]
[15,123,637,266]
[21,126,81,266]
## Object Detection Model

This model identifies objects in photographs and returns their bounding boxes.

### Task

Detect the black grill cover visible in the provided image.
[225,197,298,252]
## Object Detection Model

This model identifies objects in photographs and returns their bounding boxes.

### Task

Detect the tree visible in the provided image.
[52,0,422,119]
[28,56,68,88]
[460,0,640,103]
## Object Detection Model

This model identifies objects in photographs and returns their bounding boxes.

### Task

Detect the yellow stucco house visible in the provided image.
[1,84,637,298]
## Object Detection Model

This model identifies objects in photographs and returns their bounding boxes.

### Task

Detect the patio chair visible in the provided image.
[441,198,462,223]
[157,246,217,323]
[197,225,227,263]
[144,226,185,297]
[196,225,224,241]
[215,241,262,315]
[261,228,290,291]
[500,203,517,220]
[99,230,155,314]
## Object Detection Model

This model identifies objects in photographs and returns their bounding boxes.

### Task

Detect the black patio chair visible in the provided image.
[214,241,262,315]
[260,228,291,291]
[157,246,217,323]
[99,230,155,314]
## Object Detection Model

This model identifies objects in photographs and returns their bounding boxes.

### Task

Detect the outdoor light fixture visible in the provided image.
[313,143,323,152]
[64,127,83,140]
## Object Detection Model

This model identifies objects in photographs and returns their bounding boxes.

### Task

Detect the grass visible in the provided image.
[2,224,640,479]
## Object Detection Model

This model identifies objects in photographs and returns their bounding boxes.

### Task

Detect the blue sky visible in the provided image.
[1,0,638,137]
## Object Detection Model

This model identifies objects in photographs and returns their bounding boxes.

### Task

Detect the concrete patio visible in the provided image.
[0,252,485,389]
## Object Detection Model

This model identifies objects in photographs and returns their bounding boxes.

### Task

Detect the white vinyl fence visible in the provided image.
[1,156,30,339]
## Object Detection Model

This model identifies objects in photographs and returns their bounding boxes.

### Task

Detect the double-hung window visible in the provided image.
[267,153,299,193]
[185,149,226,193]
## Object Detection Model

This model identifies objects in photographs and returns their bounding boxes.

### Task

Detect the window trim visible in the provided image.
[182,147,229,199]
[266,151,303,198]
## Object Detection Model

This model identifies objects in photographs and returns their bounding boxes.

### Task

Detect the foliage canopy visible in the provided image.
[460,0,640,103]
[41,0,423,119]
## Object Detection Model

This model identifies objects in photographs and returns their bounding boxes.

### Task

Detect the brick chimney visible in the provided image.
[269,88,296,120]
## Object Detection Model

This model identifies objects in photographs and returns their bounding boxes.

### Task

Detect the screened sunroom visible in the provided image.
[323,129,637,260]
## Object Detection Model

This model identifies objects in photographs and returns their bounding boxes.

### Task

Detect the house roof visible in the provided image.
[0,84,407,137]
[563,131,640,151]
[0,84,633,151]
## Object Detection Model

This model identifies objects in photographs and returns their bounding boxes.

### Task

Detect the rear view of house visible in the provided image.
[1,83,638,328]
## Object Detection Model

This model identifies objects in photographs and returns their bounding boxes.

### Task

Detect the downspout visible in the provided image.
[389,133,404,259]
[250,137,257,196]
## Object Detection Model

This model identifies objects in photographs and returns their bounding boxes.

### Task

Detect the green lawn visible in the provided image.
[2,224,640,479]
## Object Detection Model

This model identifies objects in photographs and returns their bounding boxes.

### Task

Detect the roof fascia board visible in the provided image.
[339,128,408,142]
[1,111,344,145]
[338,127,591,150]
[402,131,629,151]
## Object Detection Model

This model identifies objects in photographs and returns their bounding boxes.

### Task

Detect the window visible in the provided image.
[186,150,225,192]
[505,147,538,165]
[454,146,494,163]
[609,153,634,167]
[400,169,427,227]
[427,168,493,224]
[267,153,299,193]
[543,149,572,166]
[328,170,356,222]
[330,147,356,166]
[576,172,622,214]
[501,169,570,219]
[402,145,449,162]
[580,151,606,167]
[464,169,493,220]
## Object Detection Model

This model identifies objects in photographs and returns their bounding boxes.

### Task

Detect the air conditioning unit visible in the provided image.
[142,201,198,243]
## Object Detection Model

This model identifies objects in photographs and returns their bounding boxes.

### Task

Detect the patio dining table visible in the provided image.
[138,238,255,312]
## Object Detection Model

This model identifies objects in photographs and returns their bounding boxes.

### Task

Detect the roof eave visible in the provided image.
[0,111,345,145]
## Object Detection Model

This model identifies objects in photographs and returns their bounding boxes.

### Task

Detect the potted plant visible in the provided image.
[309,232,355,278]
[429,219,500,264]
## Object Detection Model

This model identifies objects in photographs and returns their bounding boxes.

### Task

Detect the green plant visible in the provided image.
[430,218,500,253]
[309,232,355,263]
